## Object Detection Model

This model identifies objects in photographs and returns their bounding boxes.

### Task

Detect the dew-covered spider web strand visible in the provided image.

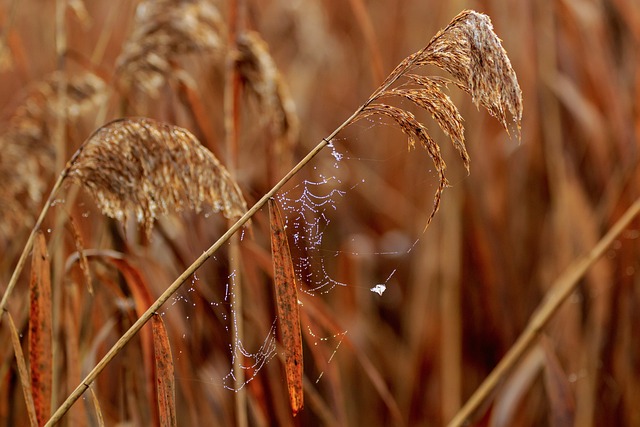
[221,271,277,391]
[162,267,277,391]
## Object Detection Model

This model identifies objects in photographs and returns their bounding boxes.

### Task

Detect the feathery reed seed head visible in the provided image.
[421,10,523,133]
[350,10,522,228]
[116,0,225,96]
[67,117,247,238]
[237,31,300,161]
[0,71,107,240]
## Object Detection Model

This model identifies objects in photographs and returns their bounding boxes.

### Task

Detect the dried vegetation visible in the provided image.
[67,117,247,238]
[0,1,639,427]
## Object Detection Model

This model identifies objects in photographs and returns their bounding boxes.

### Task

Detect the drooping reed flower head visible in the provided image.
[0,71,107,240]
[350,10,523,228]
[67,117,247,238]
[116,0,225,97]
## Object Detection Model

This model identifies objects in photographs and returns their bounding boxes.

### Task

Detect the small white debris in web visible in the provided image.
[370,269,396,296]
[370,284,386,296]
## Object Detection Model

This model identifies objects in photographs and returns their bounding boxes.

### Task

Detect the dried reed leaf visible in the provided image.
[28,231,52,426]
[542,339,576,427]
[67,117,247,238]
[7,312,38,427]
[0,39,12,71]
[0,71,107,240]
[88,386,105,427]
[152,313,177,427]
[490,346,545,427]
[269,198,304,416]
[67,216,93,295]
[116,0,225,96]
[237,31,300,162]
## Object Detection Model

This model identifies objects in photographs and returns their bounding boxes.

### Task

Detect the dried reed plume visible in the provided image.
[116,0,225,96]
[351,10,522,227]
[66,117,247,238]
[237,31,300,166]
[0,71,107,240]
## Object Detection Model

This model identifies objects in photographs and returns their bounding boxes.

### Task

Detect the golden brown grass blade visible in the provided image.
[490,346,545,426]
[28,231,52,426]
[7,312,38,427]
[66,216,93,295]
[542,338,576,427]
[152,313,177,427]
[87,386,105,427]
[268,198,304,416]
[67,117,247,238]
[97,254,156,414]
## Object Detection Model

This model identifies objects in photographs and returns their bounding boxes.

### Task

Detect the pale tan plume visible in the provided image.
[116,0,225,97]
[66,117,247,238]
[349,10,523,228]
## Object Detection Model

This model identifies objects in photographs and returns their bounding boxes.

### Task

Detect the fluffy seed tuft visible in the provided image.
[350,10,522,229]
[67,117,247,238]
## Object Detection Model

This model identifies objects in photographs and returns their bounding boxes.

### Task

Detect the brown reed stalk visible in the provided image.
[39,9,523,424]
[447,197,640,426]
[224,0,248,424]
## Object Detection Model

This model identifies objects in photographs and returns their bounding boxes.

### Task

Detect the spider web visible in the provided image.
[277,133,422,297]
[166,118,439,392]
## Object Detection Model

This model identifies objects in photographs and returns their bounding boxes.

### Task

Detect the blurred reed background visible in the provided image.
[0,0,639,426]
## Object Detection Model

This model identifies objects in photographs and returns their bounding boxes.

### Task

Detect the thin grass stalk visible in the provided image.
[347,0,385,83]
[44,103,365,425]
[7,312,38,427]
[225,0,248,424]
[447,197,640,427]
[0,0,18,70]
[0,171,68,320]
[440,185,462,421]
[52,1,68,413]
